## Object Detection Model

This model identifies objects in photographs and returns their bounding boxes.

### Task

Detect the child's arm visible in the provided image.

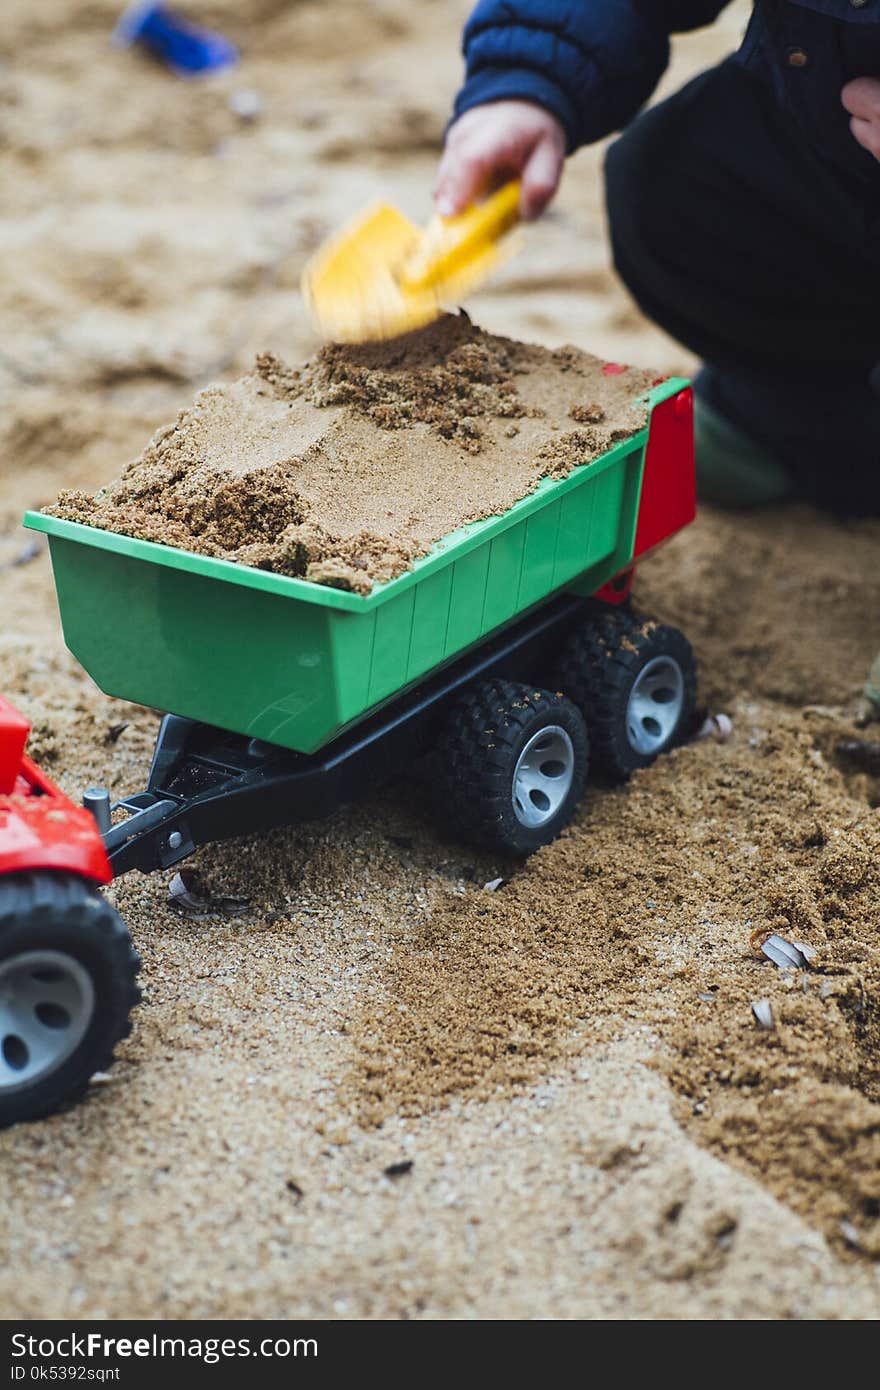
[436,0,731,219]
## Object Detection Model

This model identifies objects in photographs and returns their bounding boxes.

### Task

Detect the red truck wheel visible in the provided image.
[553,606,697,781]
[0,873,140,1129]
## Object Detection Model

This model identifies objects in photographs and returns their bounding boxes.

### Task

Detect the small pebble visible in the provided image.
[696,712,733,743]
[229,88,262,121]
[384,1160,413,1179]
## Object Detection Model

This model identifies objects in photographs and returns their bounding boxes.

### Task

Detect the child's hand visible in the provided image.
[842,78,880,160]
[434,101,566,222]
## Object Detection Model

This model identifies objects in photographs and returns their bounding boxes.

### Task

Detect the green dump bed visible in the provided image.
[25,379,685,755]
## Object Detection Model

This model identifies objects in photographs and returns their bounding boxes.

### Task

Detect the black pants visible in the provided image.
[605,58,880,513]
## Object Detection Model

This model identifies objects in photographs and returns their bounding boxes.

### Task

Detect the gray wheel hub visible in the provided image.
[626,655,685,756]
[0,950,95,1095]
[512,724,575,829]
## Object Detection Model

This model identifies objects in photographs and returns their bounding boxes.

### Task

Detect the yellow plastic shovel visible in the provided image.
[301,181,522,344]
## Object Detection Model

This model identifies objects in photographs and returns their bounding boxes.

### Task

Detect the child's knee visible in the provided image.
[603,109,685,293]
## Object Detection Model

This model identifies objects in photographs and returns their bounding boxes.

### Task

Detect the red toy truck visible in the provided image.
[0,698,139,1127]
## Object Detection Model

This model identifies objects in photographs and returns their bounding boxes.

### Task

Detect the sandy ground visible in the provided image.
[2,1,880,1320]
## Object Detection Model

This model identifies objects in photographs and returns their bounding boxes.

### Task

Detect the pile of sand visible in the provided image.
[48,315,652,593]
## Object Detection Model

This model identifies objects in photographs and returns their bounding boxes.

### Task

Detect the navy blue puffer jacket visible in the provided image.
[452,1,880,177]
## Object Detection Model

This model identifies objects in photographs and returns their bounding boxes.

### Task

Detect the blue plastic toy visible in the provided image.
[113,2,238,76]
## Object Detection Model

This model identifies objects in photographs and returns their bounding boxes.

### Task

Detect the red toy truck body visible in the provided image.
[0,699,136,1130]
[0,697,111,883]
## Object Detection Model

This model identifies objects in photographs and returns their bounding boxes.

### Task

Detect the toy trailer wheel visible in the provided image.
[0,873,140,1129]
[437,679,589,855]
[552,606,697,782]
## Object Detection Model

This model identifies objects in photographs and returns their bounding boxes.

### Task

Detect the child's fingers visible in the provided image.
[842,76,880,121]
[434,140,498,217]
[841,80,880,158]
[520,133,564,219]
[850,114,880,159]
[432,144,464,216]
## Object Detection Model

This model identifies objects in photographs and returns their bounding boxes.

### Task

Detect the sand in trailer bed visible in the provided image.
[48,314,653,593]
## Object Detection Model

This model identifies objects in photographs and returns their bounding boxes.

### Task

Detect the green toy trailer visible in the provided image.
[23,375,697,868]
[1,374,696,1127]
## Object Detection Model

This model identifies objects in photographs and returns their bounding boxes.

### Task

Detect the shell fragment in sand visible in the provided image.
[696,712,733,743]
[760,935,816,971]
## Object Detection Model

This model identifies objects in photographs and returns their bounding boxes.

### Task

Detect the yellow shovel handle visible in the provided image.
[445,178,522,241]
[400,180,521,292]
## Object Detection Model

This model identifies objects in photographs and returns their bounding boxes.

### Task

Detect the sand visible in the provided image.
[48,316,651,593]
[2,0,880,1321]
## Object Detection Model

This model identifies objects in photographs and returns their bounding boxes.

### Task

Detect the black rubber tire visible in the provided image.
[551,605,697,782]
[436,678,589,855]
[0,873,140,1129]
